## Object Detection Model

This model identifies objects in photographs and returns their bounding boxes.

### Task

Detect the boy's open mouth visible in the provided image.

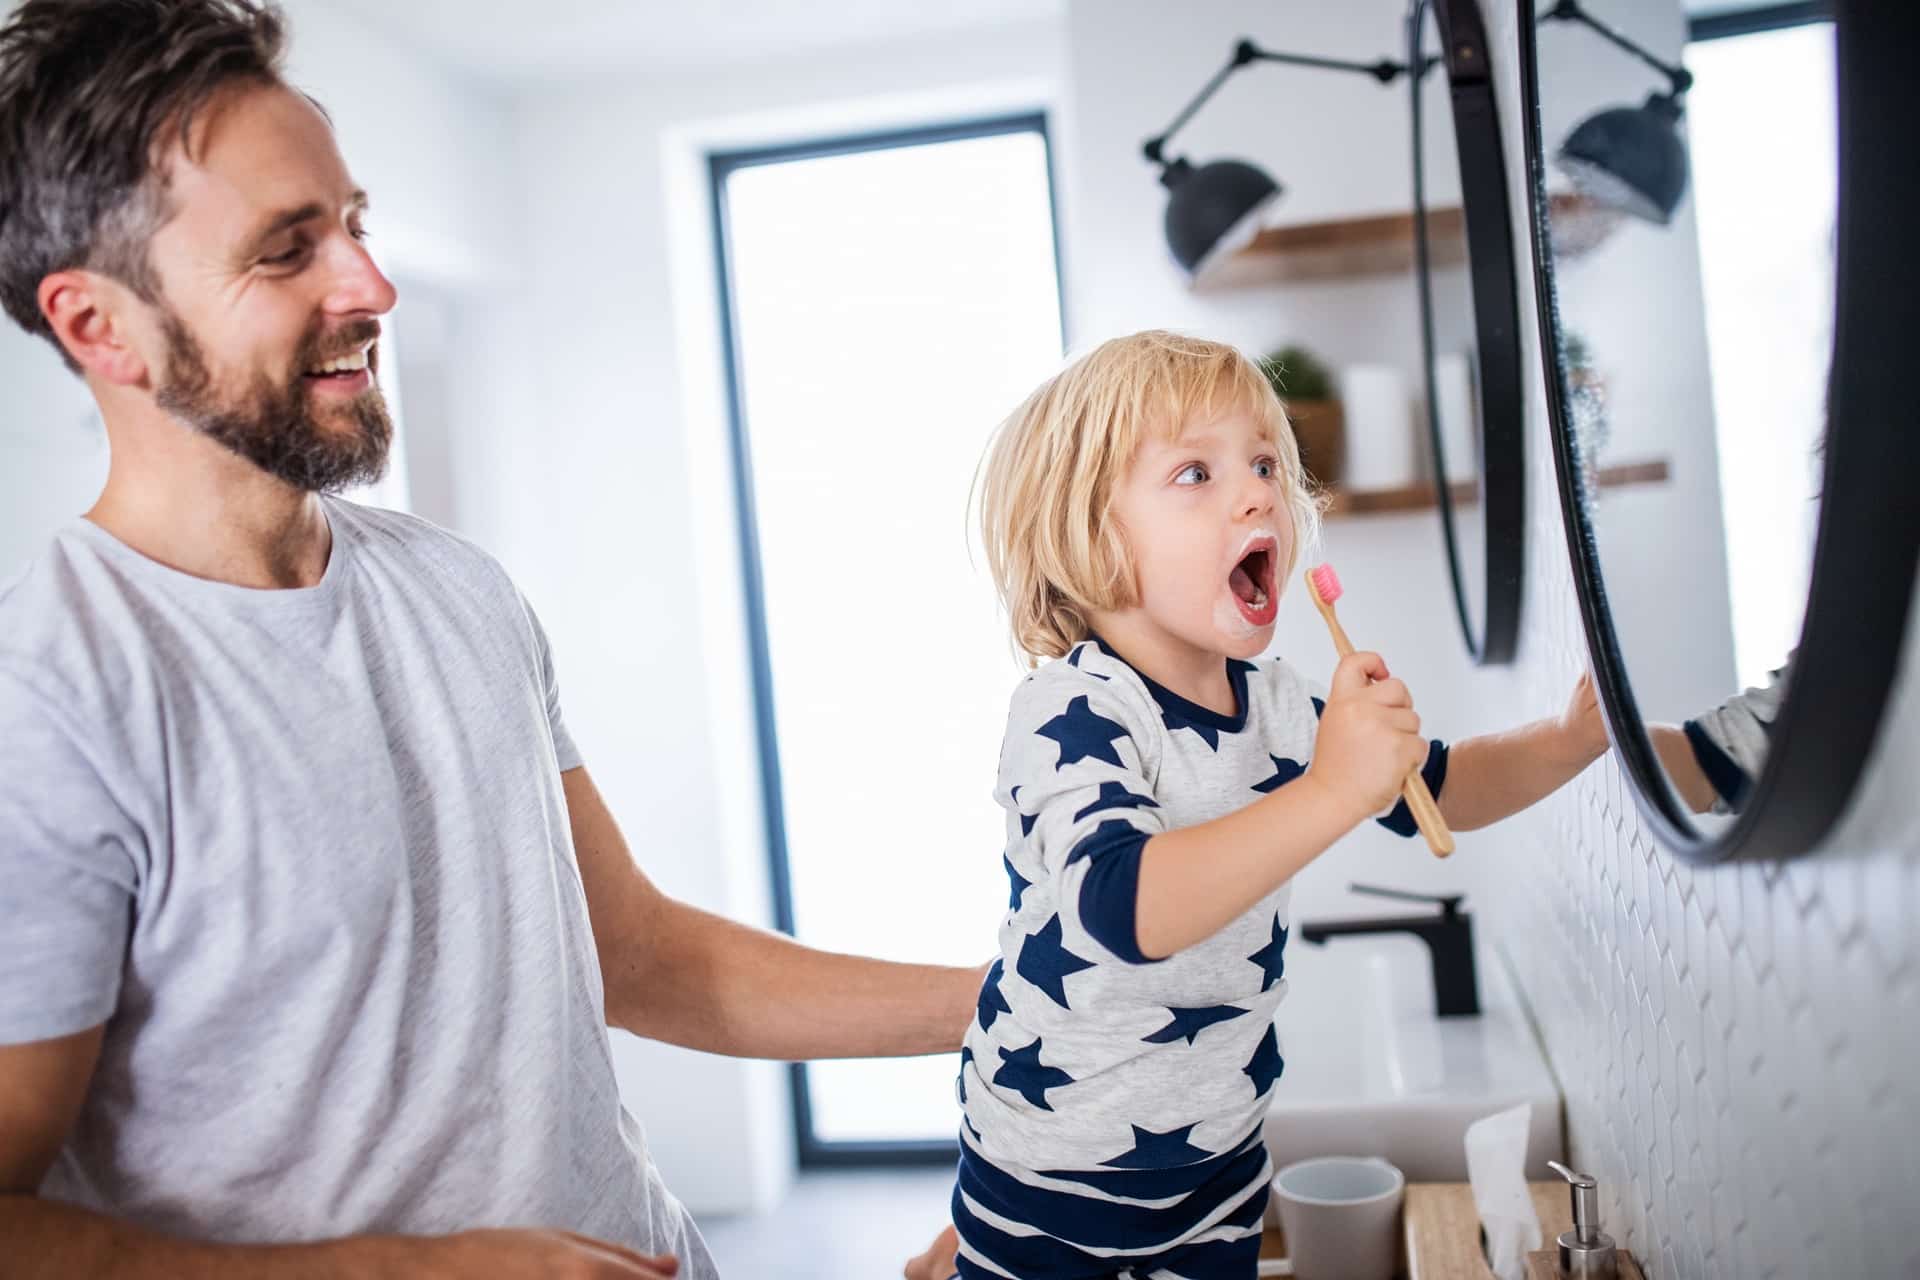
[1228,539,1278,627]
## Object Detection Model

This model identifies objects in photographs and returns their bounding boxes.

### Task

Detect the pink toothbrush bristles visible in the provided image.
[1309,563,1343,605]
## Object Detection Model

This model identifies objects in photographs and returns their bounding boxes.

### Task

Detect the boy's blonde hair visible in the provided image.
[976,329,1324,665]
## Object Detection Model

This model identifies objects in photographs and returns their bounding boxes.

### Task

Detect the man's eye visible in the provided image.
[350,225,372,243]
[261,244,305,267]
[1174,463,1208,486]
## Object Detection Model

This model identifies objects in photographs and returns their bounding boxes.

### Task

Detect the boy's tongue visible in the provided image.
[1230,562,1258,603]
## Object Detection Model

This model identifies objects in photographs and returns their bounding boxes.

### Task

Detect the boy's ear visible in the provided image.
[37,269,154,386]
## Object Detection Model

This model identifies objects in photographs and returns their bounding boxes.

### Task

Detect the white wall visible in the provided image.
[1058,0,1542,921]
[496,21,1065,1216]
[0,0,524,575]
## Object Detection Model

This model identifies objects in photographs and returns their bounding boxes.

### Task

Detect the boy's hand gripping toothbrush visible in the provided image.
[1305,564,1455,858]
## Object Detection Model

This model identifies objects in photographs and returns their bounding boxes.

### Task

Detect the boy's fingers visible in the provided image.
[1364,678,1412,708]
[1331,651,1390,694]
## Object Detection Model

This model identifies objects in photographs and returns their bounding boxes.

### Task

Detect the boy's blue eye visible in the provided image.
[1174,463,1208,485]
[1254,458,1277,480]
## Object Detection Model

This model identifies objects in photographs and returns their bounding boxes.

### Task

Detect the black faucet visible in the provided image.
[1297,883,1481,1017]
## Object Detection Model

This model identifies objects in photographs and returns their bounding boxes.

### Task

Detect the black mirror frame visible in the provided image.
[1409,0,1526,665]
[1520,0,1920,860]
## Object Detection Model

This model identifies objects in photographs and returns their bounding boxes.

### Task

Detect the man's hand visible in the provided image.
[1306,651,1428,821]
[903,1222,958,1280]
[412,1229,680,1278]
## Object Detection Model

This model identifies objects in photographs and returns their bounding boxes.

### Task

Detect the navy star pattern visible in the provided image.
[1252,754,1307,794]
[1016,914,1096,1008]
[1162,708,1221,752]
[1243,1025,1285,1096]
[1311,695,1326,718]
[1142,1004,1249,1046]
[1247,915,1288,991]
[1011,786,1038,837]
[1072,780,1160,823]
[958,1046,973,1105]
[1066,644,1111,679]
[977,958,1012,1031]
[1065,817,1145,867]
[1036,696,1130,770]
[1003,855,1031,911]
[1101,1122,1212,1169]
[994,1037,1076,1110]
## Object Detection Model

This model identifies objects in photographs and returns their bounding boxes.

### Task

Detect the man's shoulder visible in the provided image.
[0,524,133,719]
[328,499,535,610]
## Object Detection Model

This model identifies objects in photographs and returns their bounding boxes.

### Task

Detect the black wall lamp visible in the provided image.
[1539,0,1694,224]
[1141,38,1414,274]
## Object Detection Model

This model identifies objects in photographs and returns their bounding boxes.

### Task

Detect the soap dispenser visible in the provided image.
[1545,1160,1617,1278]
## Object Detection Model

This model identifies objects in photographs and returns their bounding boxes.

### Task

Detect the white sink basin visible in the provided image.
[1262,933,1562,1184]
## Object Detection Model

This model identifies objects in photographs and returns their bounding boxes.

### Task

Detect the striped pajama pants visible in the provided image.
[951,1126,1271,1279]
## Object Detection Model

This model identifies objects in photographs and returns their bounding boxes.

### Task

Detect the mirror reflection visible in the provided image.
[1410,0,1489,656]
[1533,1,1835,823]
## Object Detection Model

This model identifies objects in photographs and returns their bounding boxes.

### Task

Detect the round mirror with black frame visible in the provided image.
[1408,0,1526,665]
[1520,0,1920,860]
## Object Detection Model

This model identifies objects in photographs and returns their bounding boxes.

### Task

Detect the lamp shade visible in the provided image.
[1555,92,1689,225]
[1159,157,1282,274]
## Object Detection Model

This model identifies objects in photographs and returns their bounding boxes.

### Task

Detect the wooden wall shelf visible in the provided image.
[1324,457,1668,518]
[1193,192,1617,290]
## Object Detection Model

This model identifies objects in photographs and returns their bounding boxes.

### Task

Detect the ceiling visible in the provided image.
[327,0,1814,88]
[328,0,1065,86]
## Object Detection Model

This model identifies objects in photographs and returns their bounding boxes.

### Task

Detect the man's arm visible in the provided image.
[0,1029,678,1279]
[563,766,981,1060]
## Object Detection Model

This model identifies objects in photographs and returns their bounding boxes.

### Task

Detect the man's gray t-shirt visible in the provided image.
[0,498,716,1275]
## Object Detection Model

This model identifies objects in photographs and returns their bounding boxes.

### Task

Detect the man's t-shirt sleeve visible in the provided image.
[0,672,141,1044]
[518,593,583,774]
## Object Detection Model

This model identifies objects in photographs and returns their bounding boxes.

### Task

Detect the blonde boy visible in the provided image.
[946,331,1604,1278]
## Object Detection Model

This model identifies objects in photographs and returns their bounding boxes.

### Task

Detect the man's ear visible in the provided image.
[37,270,152,386]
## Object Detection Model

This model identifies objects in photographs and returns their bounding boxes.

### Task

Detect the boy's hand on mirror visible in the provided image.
[1558,670,1609,764]
[1308,651,1428,821]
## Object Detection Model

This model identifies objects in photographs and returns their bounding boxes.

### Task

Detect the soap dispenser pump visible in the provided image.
[1546,1160,1618,1279]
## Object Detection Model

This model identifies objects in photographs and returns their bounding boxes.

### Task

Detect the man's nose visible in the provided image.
[324,234,397,317]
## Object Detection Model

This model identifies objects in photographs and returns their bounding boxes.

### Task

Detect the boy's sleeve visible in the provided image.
[1682,652,1792,816]
[0,671,142,1045]
[1000,675,1168,964]
[1303,679,1449,838]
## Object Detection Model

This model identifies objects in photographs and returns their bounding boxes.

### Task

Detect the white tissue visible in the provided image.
[1464,1103,1543,1280]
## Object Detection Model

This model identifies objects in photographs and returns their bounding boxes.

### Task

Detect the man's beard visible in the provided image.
[153,309,394,495]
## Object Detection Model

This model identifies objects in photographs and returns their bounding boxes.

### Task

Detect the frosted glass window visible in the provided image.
[718,122,1063,1148]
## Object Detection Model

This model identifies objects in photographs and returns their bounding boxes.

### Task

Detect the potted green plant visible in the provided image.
[1261,344,1344,487]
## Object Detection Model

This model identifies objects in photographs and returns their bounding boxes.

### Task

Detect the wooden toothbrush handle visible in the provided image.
[1310,590,1456,858]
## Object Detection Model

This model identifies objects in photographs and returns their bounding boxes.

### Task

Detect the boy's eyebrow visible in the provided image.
[243,189,370,256]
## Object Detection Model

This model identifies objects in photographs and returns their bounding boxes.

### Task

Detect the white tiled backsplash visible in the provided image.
[1478,11,1920,1275]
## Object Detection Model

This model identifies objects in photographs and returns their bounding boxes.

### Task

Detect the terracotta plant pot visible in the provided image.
[1284,398,1346,488]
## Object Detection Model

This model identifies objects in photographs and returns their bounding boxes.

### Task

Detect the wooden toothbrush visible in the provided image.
[1304,563,1455,857]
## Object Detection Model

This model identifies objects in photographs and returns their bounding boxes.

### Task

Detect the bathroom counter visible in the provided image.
[1255,1179,1647,1277]
[1402,1181,1645,1280]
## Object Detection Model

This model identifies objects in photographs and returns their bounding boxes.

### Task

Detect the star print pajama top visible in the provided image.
[953,638,1447,1278]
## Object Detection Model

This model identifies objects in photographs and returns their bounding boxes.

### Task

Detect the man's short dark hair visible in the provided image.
[0,0,289,369]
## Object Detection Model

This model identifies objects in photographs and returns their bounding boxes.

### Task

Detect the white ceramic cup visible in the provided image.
[1271,1155,1406,1280]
